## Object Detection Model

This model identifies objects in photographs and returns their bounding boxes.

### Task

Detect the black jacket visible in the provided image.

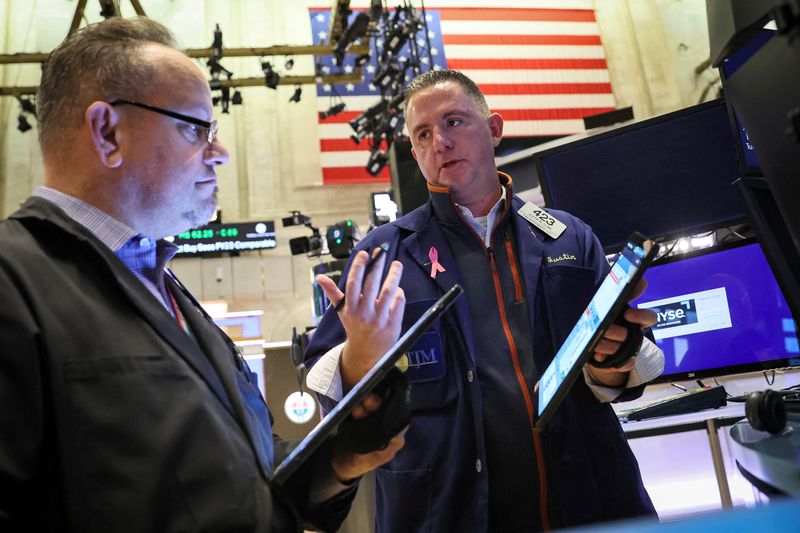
[0,198,353,532]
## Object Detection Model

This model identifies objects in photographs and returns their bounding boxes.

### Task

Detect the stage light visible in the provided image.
[319,102,346,119]
[366,149,389,176]
[262,61,280,89]
[17,114,32,133]
[289,85,302,103]
[334,12,372,66]
[19,97,36,116]
[354,53,371,67]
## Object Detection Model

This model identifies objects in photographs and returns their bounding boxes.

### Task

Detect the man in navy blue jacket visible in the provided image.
[305,69,664,532]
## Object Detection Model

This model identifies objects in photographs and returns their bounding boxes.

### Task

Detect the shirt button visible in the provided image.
[467,369,474,383]
[139,237,151,248]
[475,459,482,473]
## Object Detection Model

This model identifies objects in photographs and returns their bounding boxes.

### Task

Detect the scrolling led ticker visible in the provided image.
[167,221,277,256]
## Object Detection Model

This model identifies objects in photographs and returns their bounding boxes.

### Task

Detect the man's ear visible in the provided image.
[488,112,504,147]
[85,102,123,168]
[411,147,417,160]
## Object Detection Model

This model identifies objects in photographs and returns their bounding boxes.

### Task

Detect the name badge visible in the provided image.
[396,331,445,382]
[518,202,566,240]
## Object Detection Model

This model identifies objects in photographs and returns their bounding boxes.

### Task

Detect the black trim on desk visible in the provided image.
[736,460,789,498]
[622,414,745,439]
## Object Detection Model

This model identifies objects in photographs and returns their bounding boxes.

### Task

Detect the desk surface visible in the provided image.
[729,419,800,496]
[620,403,745,439]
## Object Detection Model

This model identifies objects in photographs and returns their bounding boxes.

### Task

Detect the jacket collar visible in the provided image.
[11,197,241,419]
[388,175,547,363]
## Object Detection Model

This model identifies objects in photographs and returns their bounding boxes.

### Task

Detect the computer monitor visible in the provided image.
[370,191,398,226]
[632,239,800,383]
[718,28,773,176]
[535,99,746,252]
[713,3,800,261]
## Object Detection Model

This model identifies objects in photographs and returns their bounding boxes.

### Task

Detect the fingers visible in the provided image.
[343,250,371,311]
[624,307,656,328]
[590,354,637,374]
[359,428,407,466]
[359,248,389,307]
[350,393,383,420]
[341,247,396,316]
[317,274,344,309]
[599,323,627,344]
[379,429,406,456]
[629,277,649,302]
[375,261,404,317]
[388,286,406,324]
[331,427,407,482]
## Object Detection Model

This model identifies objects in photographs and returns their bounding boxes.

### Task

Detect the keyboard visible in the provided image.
[618,386,728,421]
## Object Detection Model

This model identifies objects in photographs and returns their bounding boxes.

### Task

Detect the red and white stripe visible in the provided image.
[312,0,615,184]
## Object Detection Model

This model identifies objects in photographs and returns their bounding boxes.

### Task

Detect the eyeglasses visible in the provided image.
[108,99,218,145]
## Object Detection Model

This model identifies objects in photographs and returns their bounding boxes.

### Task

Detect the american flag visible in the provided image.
[310,0,615,185]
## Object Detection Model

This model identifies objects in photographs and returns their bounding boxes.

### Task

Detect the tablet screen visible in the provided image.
[536,237,653,424]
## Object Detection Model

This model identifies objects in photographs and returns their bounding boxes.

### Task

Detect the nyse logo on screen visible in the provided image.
[652,300,699,329]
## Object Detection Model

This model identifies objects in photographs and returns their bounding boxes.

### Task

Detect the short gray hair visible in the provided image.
[403,69,489,117]
[37,17,178,153]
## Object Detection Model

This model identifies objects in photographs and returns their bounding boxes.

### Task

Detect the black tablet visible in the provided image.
[272,284,464,485]
[534,232,659,431]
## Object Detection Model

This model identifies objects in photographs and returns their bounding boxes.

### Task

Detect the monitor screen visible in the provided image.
[536,99,746,252]
[721,23,800,260]
[370,192,398,225]
[719,29,774,176]
[632,240,800,382]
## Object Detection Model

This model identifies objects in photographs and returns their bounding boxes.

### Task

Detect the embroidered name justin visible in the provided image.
[547,253,577,263]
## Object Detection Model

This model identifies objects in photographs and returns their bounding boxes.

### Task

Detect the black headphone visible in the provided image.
[745,389,800,434]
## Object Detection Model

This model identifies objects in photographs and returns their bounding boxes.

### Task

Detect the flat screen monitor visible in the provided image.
[721,21,800,257]
[536,99,746,252]
[718,28,774,176]
[370,191,398,225]
[631,239,800,382]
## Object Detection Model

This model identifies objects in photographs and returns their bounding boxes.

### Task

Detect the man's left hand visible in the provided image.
[586,278,656,388]
[330,393,406,482]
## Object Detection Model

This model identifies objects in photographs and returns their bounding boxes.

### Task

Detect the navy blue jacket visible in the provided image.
[306,186,655,532]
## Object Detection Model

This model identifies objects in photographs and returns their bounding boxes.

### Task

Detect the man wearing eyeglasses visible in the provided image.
[0,17,404,533]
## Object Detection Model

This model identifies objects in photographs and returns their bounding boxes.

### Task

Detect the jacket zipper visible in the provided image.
[504,236,524,303]
[488,248,550,531]
[450,196,551,530]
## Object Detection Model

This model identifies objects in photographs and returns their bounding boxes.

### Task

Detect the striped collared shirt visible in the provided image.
[33,186,178,314]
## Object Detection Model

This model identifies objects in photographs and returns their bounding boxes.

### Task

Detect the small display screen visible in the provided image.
[632,241,800,381]
[538,240,647,416]
[371,192,398,224]
[168,221,276,256]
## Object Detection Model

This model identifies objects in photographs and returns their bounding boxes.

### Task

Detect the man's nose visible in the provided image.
[203,138,230,166]
[433,128,452,151]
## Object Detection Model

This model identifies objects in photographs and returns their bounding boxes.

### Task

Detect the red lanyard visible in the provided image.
[165,282,191,336]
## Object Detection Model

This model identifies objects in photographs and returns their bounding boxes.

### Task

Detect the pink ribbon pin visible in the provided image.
[429,246,446,279]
